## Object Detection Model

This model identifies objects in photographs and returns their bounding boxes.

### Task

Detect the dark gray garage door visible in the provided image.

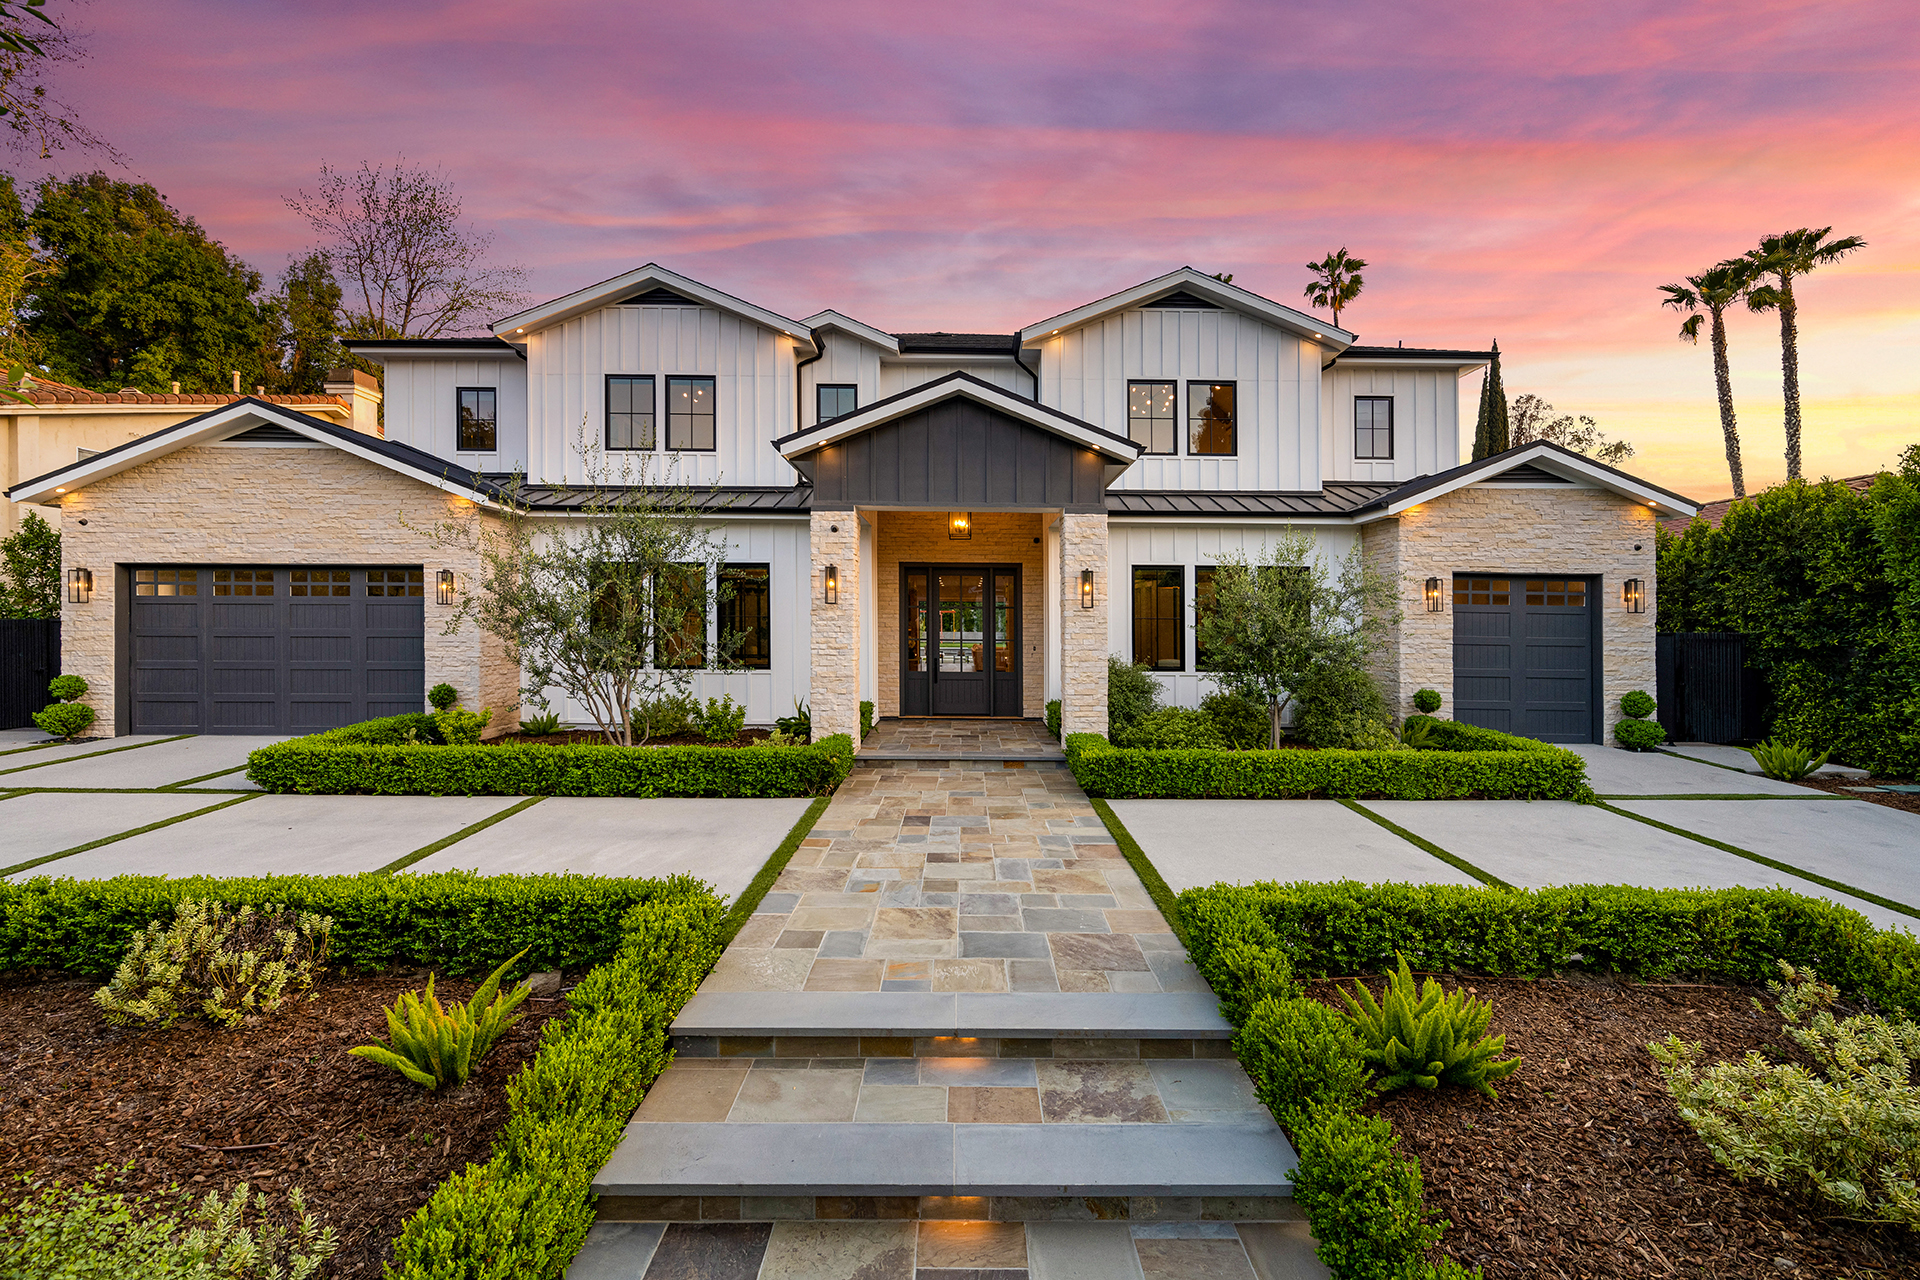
[1452,575,1597,743]
[128,566,425,734]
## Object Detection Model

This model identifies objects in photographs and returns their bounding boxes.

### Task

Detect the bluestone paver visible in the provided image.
[562,1222,665,1280]
[1565,743,1815,796]
[17,735,289,789]
[0,790,227,862]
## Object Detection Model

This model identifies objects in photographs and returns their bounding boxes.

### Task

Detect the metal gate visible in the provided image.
[1655,632,1763,743]
[1452,575,1598,743]
[0,618,59,729]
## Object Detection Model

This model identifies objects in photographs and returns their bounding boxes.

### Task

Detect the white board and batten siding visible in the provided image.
[1105,522,1360,709]
[1034,309,1322,492]
[800,332,885,424]
[1322,363,1465,482]
[523,304,798,487]
[380,356,530,472]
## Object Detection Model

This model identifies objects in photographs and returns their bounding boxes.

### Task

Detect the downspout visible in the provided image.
[1011,339,1039,400]
[795,336,825,436]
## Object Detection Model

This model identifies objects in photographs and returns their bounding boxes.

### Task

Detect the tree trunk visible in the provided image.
[1777,276,1802,480]
[1708,306,1746,499]
[1269,698,1283,749]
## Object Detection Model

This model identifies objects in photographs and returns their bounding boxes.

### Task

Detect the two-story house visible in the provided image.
[8,265,1696,744]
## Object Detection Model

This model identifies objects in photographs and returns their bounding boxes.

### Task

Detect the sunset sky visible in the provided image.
[28,0,1917,501]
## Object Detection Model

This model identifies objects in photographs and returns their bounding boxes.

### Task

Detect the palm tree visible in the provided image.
[1659,259,1756,498]
[1744,227,1866,480]
[1303,248,1366,330]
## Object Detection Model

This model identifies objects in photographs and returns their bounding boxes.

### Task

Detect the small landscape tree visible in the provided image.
[0,507,57,616]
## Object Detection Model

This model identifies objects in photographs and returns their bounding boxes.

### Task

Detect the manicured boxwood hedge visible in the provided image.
[1063,729,1591,801]
[246,730,856,798]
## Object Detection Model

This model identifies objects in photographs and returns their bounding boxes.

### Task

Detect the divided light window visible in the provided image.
[1126,381,1176,455]
[606,375,655,450]
[817,384,857,424]
[457,387,497,452]
[1188,382,1236,456]
[667,376,717,451]
[654,563,707,669]
[1132,566,1184,671]
[1355,396,1394,460]
[719,564,771,670]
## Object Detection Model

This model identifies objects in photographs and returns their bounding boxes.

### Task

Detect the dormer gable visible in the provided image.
[493,263,817,352]
[1018,266,1355,349]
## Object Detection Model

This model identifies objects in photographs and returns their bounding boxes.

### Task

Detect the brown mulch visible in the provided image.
[0,970,568,1277]
[1305,974,1919,1279]
[1792,773,1920,816]
[489,726,778,748]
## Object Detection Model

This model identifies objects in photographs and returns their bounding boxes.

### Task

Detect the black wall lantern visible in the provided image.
[1080,569,1094,609]
[1424,576,1444,612]
[1622,577,1645,613]
[948,511,971,540]
[824,564,838,604]
[437,568,455,605]
[66,567,92,604]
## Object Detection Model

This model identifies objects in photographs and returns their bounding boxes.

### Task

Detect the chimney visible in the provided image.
[322,367,384,437]
[231,371,241,394]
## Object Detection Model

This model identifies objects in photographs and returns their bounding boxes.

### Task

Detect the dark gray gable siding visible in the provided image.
[805,397,1108,511]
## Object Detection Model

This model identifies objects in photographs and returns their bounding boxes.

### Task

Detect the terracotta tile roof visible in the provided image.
[1660,473,1883,533]
[9,375,346,409]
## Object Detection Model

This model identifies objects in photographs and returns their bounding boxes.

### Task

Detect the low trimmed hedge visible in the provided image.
[1400,715,1554,753]
[1063,732,1591,801]
[246,732,856,798]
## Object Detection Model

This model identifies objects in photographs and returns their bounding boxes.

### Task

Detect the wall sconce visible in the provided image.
[66,567,92,604]
[948,511,971,540]
[1424,577,1444,612]
[1622,578,1646,613]
[1080,569,1094,609]
[823,564,838,604]
[437,569,455,604]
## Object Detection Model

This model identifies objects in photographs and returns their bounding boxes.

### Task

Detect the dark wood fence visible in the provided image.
[1656,632,1765,744]
[0,618,60,729]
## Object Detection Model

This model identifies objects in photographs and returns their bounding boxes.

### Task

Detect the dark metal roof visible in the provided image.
[500,484,812,514]
[891,332,1017,355]
[1106,484,1399,518]
[1336,346,1495,362]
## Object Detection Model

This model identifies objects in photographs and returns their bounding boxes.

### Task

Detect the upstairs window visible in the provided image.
[720,564,772,669]
[457,387,497,452]
[1355,396,1394,459]
[606,375,655,450]
[817,384,857,424]
[667,376,717,451]
[1188,382,1236,456]
[1127,381,1177,455]
[1132,566,1184,671]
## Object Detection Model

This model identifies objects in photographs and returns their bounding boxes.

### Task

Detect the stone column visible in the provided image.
[809,510,861,749]
[1058,511,1109,738]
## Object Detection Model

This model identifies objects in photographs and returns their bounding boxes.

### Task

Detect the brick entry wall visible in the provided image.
[872,510,1046,718]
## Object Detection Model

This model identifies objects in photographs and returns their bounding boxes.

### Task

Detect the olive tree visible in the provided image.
[1194,528,1399,748]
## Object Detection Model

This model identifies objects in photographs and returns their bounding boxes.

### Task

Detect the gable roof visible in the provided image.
[775,371,1141,465]
[1348,440,1698,521]
[800,310,901,355]
[893,332,1018,356]
[492,263,816,349]
[1018,267,1356,349]
[6,399,506,507]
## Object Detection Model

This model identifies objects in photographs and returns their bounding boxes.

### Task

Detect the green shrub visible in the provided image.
[1108,655,1161,736]
[1397,717,1437,750]
[428,683,459,712]
[1115,707,1223,750]
[1202,690,1268,749]
[1289,1100,1451,1280]
[1649,961,1920,1228]
[633,691,701,741]
[1748,737,1831,781]
[1614,717,1667,751]
[244,733,855,799]
[1045,699,1062,740]
[521,710,563,737]
[1293,663,1388,748]
[859,700,874,739]
[47,674,88,702]
[1413,688,1442,714]
[1620,689,1656,720]
[776,699,812,741]
[1237,995,1372,1122]
[33,700,94,741]
[1400,716,1553,753]
[434,706,494,746]
[352,949,533,1090]
[1336,954,1521,1098]
[695,694,746,743]
[92,899,331,1030]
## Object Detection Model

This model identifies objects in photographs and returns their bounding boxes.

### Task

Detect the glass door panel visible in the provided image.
[905,573,928,672]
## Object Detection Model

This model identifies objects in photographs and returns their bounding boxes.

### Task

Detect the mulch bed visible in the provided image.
[1305,973,1919,1279]
[1792,773,1920,816]
[1,970,568,1277]
[491,727,779,748]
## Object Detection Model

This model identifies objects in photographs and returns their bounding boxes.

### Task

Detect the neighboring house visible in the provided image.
[6,265,1695,744]
[1657,473,1880,535]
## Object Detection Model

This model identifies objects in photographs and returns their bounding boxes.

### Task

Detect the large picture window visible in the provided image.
[654,563,707,669]
[1355,396,1394,459]
[817,384,857,424]
[606,375,655,450]
[457,388,497,452]
[719,564,771,670]
[1132,566,1184,671]
[1188,382,1236,456]
[667,376,717,451]
[1127,381,1177,455]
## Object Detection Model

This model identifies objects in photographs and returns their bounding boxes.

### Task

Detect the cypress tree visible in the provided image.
[1472,340,1508,459]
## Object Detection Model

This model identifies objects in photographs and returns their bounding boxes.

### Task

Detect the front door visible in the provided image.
[901,565,1020,716]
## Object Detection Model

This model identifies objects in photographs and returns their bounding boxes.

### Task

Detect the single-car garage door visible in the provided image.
[128,566,425,734]
[1452,574,1597,743]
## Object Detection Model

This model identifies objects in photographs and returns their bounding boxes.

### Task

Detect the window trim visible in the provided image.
[456,386,498,454]
[1131,564,1186,673]
[718,562,772,671]
[665,375,719,453]
[1186,380,1237,457]
[1126,379,1179,456]
[605,374,656,452]
[1354,395,1394,460]
[816,383,858,425]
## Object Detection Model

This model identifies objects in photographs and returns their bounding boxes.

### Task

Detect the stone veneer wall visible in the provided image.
[55,444,518,736]
[871,510,1046,719]
[1361,485,1659,739]
[809,511,861,747]
[1058,512,1110,737]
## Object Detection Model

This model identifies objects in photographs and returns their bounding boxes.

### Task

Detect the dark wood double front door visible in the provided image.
[900,565,1021,717]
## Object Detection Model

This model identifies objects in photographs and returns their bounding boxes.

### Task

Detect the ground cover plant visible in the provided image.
[93,898,331,1030]
[351,949,533,1090]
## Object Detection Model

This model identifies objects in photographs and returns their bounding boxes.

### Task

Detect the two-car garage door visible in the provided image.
[1452,574,1598,743]
[128,566,426,735]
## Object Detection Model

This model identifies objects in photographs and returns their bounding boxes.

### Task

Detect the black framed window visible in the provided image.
[719,564,771,670]
[1355,396,1394,460]
[1188,382,1236,455]
[654,563,707,668]
[1127,380,1177,455]
[817,384,857,424]
[1132,566,1184,671]
[457,387,497,452]
[667,376,717,451]
[606,375,655,450]
[1195,566,1218,671]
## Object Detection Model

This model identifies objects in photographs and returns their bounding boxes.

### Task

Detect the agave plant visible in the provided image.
[350,948,532,1089]
[1336,954,1521,1099]
[1747,737,1830,782]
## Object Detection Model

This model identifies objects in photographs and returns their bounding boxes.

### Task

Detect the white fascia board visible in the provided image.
[776,377,1139,464]
[1354,444,1699,522]
[1335,356,1492,372]
[1018,267,1356,349]
[883,352,1017,364]
[351,345,523,364]
[800,310,900,355]
[4,400,351,418]
[494,263,816,348]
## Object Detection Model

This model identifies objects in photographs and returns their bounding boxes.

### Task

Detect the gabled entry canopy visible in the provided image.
[778,372,1140,512]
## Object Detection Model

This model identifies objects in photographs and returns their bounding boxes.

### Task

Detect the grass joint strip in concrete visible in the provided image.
[1089,797,1189,945]
[0,792,260,878]
[0,734,193,778]
[721,794,831,944]
[373,795,547,875]
[1340,799,1515,891]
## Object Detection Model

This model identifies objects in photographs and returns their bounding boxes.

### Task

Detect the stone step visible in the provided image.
[673,1033,1236,1061]
[670,991,1232,1041]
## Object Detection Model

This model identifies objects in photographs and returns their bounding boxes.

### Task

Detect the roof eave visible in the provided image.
[492,263,817,350]
[1017,267,1356,349]
[1350,442,1700,522]
[799,310,900,355]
